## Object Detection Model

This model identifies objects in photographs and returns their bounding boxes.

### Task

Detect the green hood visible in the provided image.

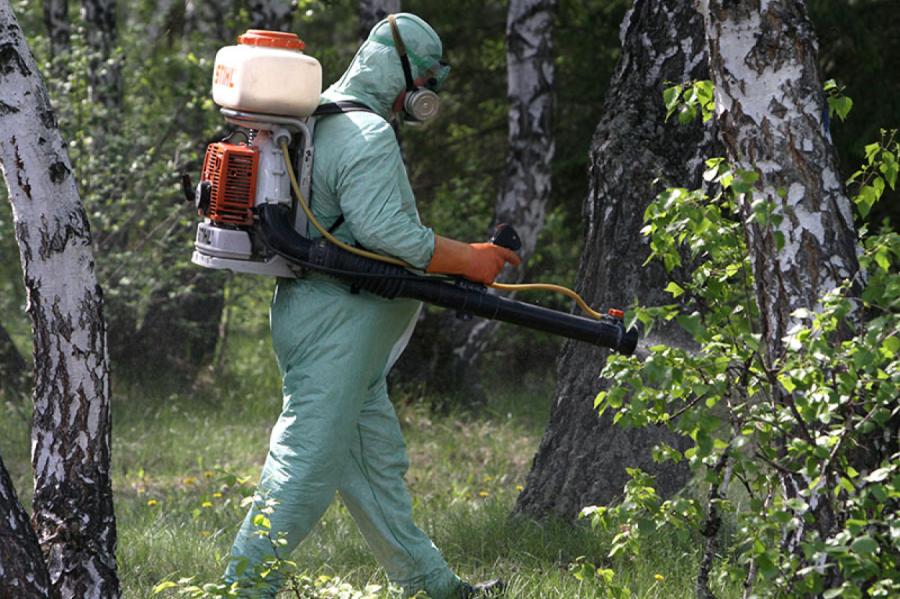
[321,13,443,119]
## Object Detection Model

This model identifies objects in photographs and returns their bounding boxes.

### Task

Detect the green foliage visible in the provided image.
[825,79,854,122]
[663,80,715,125]
[848,130,899,218]
[590,127,900,596]
[153,494,388,598]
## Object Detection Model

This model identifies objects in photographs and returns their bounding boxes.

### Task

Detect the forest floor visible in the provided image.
[1,353,735,598]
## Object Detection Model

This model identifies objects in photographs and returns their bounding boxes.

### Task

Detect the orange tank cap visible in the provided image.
[237,30,305,51]
[608,308,625,319]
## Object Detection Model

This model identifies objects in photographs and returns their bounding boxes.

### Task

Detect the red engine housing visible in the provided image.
[201,142,259,226]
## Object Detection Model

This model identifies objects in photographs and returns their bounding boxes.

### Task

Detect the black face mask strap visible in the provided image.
[388,14,416,92]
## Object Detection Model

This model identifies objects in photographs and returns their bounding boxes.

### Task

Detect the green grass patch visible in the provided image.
[1,366,736,598]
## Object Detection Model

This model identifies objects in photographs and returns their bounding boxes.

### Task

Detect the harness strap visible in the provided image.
[310,101,376,235]
[312,100,376,116]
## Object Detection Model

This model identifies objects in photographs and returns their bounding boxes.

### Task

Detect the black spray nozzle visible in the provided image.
[258,205,638,355]
[490,223,522,252]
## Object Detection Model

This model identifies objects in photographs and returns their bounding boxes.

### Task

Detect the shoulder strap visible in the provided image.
[327,214,345,235]
[312,101,376,116]
[310,101,376,236]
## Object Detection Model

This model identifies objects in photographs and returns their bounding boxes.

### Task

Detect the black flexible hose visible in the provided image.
[258,204,638,355]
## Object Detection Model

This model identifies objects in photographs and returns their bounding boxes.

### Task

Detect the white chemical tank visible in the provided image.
[212,30,322,117]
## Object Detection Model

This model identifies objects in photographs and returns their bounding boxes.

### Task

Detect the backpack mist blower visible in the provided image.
[185,30,638,355]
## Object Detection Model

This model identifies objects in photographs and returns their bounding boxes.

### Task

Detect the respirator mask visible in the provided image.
[381,14,450,124]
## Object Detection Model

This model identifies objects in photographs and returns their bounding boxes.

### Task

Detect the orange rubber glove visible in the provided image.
[426,235,522,285]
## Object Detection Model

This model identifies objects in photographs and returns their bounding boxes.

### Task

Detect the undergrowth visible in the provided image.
[1,332,738,598]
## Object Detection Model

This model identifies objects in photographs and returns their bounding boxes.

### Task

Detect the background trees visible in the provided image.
[0,2,119,596]
[515,0,717,519]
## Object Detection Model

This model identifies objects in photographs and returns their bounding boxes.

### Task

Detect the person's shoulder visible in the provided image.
[344,110,395,140]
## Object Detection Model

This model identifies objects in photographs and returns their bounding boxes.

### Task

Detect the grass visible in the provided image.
[0,332,736,598]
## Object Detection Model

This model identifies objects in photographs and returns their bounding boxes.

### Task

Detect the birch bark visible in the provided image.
[516,0,717,518]
[0,3,120,597]
[0,454,55,599]
[43,0,70,59]
[450,0,558,386]
[80,0,121,109]
[699,0,861,549]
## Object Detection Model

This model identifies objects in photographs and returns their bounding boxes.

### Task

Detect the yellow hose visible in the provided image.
[281,142,407,267]
[279,142,604,320]
[490,282,603,320]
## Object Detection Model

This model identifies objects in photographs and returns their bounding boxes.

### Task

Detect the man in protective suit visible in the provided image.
[225,12,518,598]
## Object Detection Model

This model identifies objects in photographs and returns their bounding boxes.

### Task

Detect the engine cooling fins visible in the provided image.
[258,204,638,355]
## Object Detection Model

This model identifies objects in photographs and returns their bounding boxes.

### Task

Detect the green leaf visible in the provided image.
[880,151,898,189]
[778,374,797,393]
[828,95,853,122]
[865,467,891,483]
[883,335,900,356]
[865,142,881,164]
[676,312,706,341]
[664,281,685,298]
[663,85,681,113]
[850,535,878,555]
[856,184,879,217]
[153,581,178,594]
[677,104,697,125]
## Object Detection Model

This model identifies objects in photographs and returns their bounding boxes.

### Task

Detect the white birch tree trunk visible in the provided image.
[699,0,861,554]
[0,3,120,597]
[80,0,121,109]
[358,0,400,39]
[450,0,558,380]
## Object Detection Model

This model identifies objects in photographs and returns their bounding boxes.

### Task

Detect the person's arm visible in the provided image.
[426,235,520,285]
[335,119,435,269]
[335,118,520,282]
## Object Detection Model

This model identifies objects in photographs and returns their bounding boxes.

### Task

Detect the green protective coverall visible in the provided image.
[225,14,464,599]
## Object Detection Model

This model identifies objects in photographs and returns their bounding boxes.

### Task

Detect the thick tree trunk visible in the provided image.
[43,0,70,59]
[130,267,226,384]
[515,0,718,519]
[0,454,55,599]
[449,0,558,392]
[80,0,121,109]
[358,0,401,39]
[0,4,120,598]
[249,0,295,31]
[0,319,29,400]
[700,0,860,551]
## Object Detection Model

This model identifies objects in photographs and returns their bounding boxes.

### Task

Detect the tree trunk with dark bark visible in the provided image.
[43,0,70,59]
[130,267,226,384]
[80,0,121,109]
[0,320,28,401]
[249,0,295,31]
[515,0,718,519]
[358,0,401,40]
[0,4,120,597]
[447,0,557,396]
[700,0,860,553]
[0,454,55,599]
